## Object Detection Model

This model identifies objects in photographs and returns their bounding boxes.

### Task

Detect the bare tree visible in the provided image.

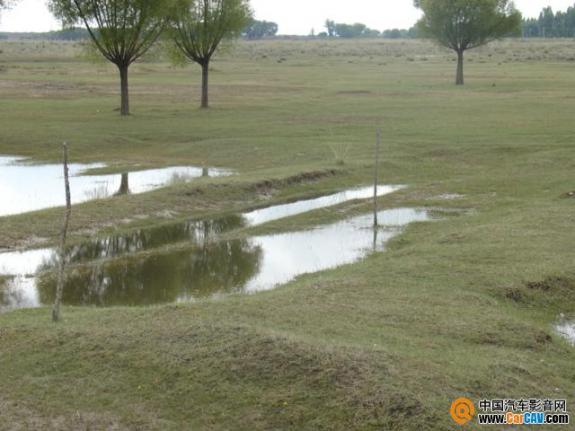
[49,0,175,115]
[170,0,251,108]
[52,143,72,323]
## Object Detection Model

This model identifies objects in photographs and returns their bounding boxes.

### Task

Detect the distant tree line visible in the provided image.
[243,19,278,39]
[0,27,89,40]
[321,20,381,38]
[381,28,418,39]
[319,20,417,39]
[0,0,15,9]
[522,5,575,38]
[0,21,277,42]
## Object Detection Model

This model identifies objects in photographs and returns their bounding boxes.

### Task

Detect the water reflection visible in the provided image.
[0,248,54,276]
[37,239,262,307]
[0,208,431,311]
[556,320,575,346]
[115,173,130,196]
[0,156,233,217]
[60,216,246,269]
[0,186,401,276]
[243,185,403,226]
[0,277,38,313]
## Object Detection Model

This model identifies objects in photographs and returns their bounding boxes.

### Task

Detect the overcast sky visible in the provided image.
[1,0,574,34]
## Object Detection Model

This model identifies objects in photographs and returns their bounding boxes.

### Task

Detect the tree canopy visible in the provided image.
[382,27,418,39]
[523,5,575,38]
[170,0,251,108]
[324,20,381,38]
[49,0,175,115]
[243,19,277,39]
[415,0,521,84]
[0,0,19,12]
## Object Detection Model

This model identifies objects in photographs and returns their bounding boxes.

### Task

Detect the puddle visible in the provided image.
[0,208,431,311]
[0,185,413,311]
[0,156,232,217]
[0,247,55,276]
[0,217,246,276]
[556,320,575,345]
[0,186,401,276]
[0,277,38,313]
[243,185,403,225]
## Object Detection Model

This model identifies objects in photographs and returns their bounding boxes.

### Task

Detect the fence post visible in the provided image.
[52,143,72,323]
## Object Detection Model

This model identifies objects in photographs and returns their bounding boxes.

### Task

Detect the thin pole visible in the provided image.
[373,129,381,228]
[52,143,72,323]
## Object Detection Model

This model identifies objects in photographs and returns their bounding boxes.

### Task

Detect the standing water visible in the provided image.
[0,186,402,276]
[556,320,575,346]
[0,207,432,311]
[243,185,403,225]
[0,156,233,217]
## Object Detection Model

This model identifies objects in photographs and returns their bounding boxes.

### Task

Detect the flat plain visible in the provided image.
[1,37,575,430]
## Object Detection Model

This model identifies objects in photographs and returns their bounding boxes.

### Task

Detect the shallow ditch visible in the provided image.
[0,185,435,312]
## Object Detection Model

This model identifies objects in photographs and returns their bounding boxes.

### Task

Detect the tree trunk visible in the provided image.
[116,173,130,195]
[201,62,209,109]
[456,50,464,86]
[119,65,130,115]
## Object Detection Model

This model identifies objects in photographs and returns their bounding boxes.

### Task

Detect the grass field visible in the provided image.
[1,37,575,430]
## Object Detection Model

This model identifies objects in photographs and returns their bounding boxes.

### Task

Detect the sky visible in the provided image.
[0,0,574,34]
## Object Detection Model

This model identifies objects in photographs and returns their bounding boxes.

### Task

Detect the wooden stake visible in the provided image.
[373,129,381,228]
[52,143,72,323]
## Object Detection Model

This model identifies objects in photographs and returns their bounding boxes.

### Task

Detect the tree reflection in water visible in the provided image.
[2,207,432,311]
[115,173,130,196]
[37,215,246,271]
[37,238,262,307]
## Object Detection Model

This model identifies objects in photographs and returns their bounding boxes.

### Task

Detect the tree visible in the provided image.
[49,0,174,115]
[243,19,277,39]
[0,0,16,9]
[381,27,419,39]
[521,5,575,38]
[364,28,381,37]
[415,0,521,85]
[335,23,367,38]
[0,0,19,17]
[325,20,380,38]
[540,6,554,37]
[170,0,251,109]
[383,28,403,39]
[325,19,336,37]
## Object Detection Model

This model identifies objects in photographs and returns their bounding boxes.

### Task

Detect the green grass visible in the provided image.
[1,38,575,430]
